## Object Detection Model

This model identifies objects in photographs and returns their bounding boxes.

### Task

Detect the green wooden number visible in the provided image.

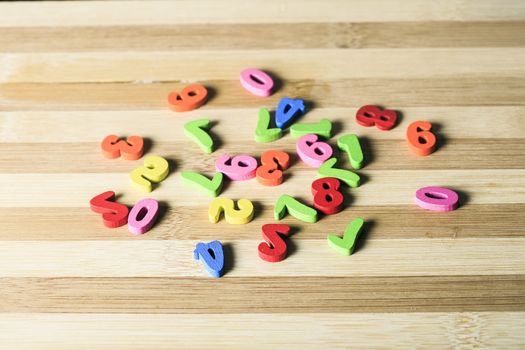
[184,119,214,154]
[327,218,364,256]
[290,119,332,139]
[255,108,282,143]
[337,134,364,169]
[317,158,360,188]
[181,171,224,198]
[274,194,318,223]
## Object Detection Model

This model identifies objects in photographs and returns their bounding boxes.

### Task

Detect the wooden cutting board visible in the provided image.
[0,1,524,348]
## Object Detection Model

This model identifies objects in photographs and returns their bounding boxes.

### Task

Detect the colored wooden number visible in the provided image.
[356,105,397,131]
[129,155,169,192]
[318,158,360,188]
[256,150,290,186]
[194,240,224,278]
[255,108,282,143]
[274,194,318,223]
[167,84,208,112]
[215,154,258,181]
[258,224,291,263]
[415,186,459,212]
[296,134,333,168]
[209,198,254,224]
[406,121,437,156]
[275,97,305,128]
[240,68,274,97]
[101,134,144,160]
[290,119,332,139]
[337,134,364,169]
[184,118,214,154]
[89,191,129,228]
[180,171,224,197]
[311,177,344,215]
[128,198,159,235]
[327,218,364,256]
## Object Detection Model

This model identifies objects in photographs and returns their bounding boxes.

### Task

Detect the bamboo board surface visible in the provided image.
[1,1,524,349]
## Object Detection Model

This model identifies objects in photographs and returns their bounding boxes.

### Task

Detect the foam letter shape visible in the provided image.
[355,105,397,131]
[240,68,274,97]
[215,154,258,181]
[255,108,282,143]
[128,198,159,235]
[209,198,254,225]
[290,119,332,139]
[184,119,214,154]
[256,150,290,186]
[415,186,459,212]
[129,155,169,192]
[296,134,333,168]
[194,240,224,278]
[406,121,437,156]
[181,171,223,197]
[274,194,317,223]
[327,218,364,256]
[337,134,364,170]
[89,191,129,228]
[101,135,144,160]
[258,224,291,263]
[318,158,360,188]
[275,97,305,129]
[167,84,208,112]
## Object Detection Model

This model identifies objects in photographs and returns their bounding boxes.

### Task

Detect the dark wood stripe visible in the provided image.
[1,204,522,240]
[1,22,524,52]
[0,139,523,173]
[1,77,523,111]
[2,276,523,313]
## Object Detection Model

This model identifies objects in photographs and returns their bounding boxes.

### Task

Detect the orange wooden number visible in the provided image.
[256,150,290,186]
[167,84,208,112]
[406,121,436,156]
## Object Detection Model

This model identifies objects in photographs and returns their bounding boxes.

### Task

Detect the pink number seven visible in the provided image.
[415,186,459,212]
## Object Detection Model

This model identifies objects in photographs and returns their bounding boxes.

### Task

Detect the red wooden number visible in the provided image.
[406,120,436,156]
[258,224,291,263]
[355,105,397,131]
[311,177,344,215]
[167,84,208,112]
[89,191,129,228]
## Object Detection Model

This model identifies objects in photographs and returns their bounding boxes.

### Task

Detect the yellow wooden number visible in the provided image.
[208,198,254,225]
[129,155,169,192]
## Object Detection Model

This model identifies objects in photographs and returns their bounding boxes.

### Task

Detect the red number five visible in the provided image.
[311,177,344,215]
[258,224,291,263]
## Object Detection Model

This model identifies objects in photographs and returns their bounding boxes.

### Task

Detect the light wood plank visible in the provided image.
[2,276,524,313]
[1,0,524,27]
[2,22,525,52]
[0,238,522,277]
[1,205,523,241]
[1,49,524,83]
[1,312,524,349]
[1,169,522,208]
[1,107,524,142]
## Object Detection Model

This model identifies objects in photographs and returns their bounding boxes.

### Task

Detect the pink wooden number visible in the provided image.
[128,198,160,235]
[296,134,333,168]
[215,154,258,181]
[239,68,274,97]
[414,186,459,212]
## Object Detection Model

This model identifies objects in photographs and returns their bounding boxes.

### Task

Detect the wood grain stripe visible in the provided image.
[1,107,524,142]
[0,239,522,277]
[2,22,525,52]
[1,312,524,349]
[2,1,524,27]
[1,49,523,83]
[1,139,523,173]
[1,276,524,313]
[1,77,524,111]
[2,170,522,208]
[0,205,522,241]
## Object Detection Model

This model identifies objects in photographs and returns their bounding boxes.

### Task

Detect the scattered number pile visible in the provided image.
[91,68,460,278]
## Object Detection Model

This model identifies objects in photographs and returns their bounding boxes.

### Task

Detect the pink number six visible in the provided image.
[128,198,160,235]
[296,134,333,168]
[215,154,258,181]
[239,68,274,97]
[414,186,459,212]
